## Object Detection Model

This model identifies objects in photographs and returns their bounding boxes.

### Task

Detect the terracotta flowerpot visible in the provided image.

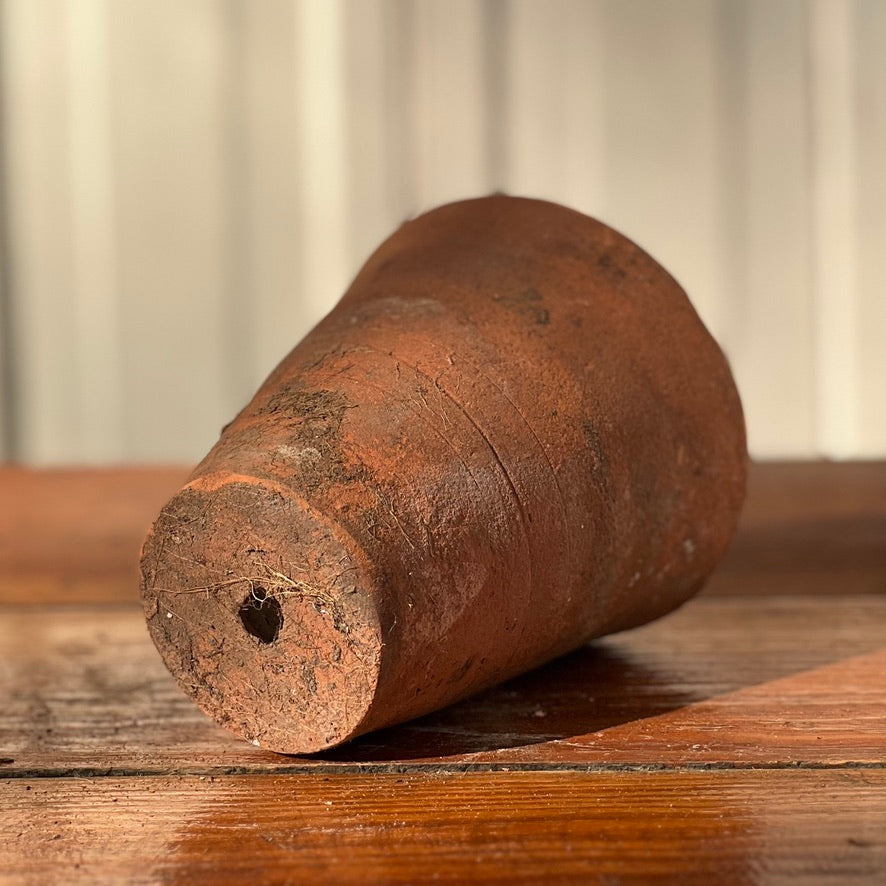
[140,195,746,754]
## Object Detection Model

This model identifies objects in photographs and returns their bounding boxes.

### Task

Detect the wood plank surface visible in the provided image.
[707,461,886,595]
[1,462,885,882]
[3,771,885,884]
[0,466,187,605]
[1,595,883,774]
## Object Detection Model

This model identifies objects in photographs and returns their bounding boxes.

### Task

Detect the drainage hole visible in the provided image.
[238,586,283,644]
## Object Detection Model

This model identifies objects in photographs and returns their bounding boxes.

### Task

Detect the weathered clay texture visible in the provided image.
[139,195,747,753]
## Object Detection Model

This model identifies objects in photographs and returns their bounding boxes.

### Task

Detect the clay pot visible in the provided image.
[140,195,746,753]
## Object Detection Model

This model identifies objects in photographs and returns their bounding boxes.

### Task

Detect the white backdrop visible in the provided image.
[1,0,883,463]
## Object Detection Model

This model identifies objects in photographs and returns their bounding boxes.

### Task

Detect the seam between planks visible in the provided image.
[3,760,886,780]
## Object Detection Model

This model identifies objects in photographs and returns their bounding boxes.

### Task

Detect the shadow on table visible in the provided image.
[313,642,698,762]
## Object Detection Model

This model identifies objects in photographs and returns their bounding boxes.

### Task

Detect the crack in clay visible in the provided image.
[356,338,572,566]
[348,344,535,570]
[331,339,580,671]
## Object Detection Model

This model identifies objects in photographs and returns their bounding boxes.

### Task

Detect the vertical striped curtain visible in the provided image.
[0,0,883,463]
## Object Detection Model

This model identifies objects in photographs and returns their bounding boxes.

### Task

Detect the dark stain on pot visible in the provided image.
[492,287,549,325]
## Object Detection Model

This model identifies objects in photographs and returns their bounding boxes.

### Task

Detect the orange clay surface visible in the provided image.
[139,195,746,754]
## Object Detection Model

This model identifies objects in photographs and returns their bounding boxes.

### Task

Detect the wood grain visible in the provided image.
[2,771,884,884]
[1,595,884,774]
[1,463,884,881]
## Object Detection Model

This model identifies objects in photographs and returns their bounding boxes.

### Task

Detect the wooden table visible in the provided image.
[1,462,884,883]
